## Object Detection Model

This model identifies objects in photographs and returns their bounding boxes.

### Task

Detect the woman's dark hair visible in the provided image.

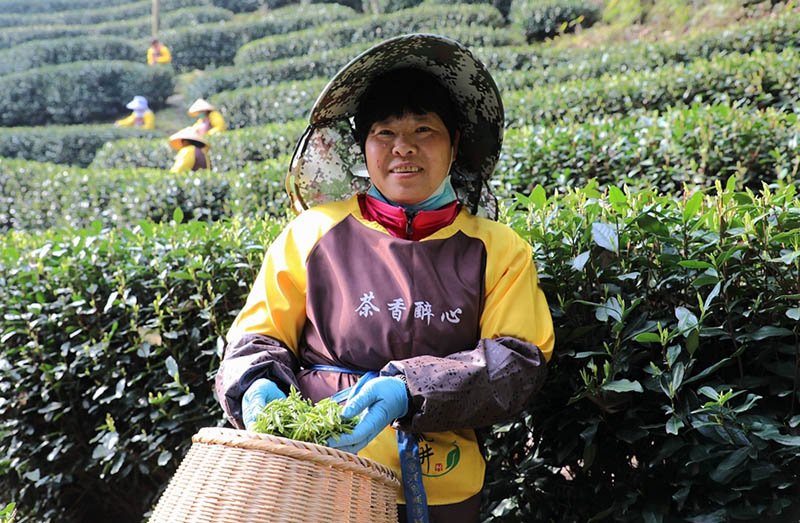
[185,139,205,148]
[354,67,460,152]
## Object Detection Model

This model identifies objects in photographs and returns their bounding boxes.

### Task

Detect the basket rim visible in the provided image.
[193,427,400,489]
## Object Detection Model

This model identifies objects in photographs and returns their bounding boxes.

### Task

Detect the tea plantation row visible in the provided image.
[2,184,800,521]
[4,103,798,234]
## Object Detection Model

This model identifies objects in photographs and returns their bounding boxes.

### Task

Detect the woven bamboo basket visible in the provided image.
[149,427,400,523]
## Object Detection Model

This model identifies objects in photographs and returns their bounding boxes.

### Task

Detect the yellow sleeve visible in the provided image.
[115,112,136,127]
[147,48,154,65]
[157,46,171,64]
[477,221,555,361]
[207,111,226,135]
[142,111,155,129]
[170,146,194,173]
[227,200,354,353]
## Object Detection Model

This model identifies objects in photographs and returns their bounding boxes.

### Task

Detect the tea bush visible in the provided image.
[0,155,290,233]
[0,61,174,127]
[422,0,512,19]
[0,36,139,77]
[0,0,130,15]
[194,47,800,133]
[209,79,327,128]
[474,11,800,74]
[89,120,305,170]
[2,184,800,521]
[509,0,601,42]
[187,24,506,100]
[503,48,800,127]
[234,3,506,64]
[0,124,160,167]
[483,181,800,521]
[0,0,212,30]
[189,12,800,101]
[59,6,233,40]
[495,104,800,197]
[0,26,89,50]
[149,3,358,72]
[0,215,285,522]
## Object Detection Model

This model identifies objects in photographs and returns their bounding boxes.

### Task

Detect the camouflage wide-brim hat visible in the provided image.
[287,33,504,215]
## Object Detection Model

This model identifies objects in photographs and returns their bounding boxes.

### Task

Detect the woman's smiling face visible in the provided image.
[364,111,459,205]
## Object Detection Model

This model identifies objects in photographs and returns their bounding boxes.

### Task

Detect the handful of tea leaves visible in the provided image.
[252,386,358,445]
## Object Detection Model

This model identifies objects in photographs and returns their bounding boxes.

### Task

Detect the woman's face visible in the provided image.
[364,111,458,205]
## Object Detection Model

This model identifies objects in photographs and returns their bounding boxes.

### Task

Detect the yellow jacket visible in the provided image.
[115,110,155,129]
[192,110,226,136]
[147,45,171,65]
[224,195,554,505]
[170,145,210,173]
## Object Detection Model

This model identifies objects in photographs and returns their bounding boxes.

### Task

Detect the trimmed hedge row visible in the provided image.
[0,6,232,49]
[495,103,800,197]
[194,47,800,133]
[484,182,800,521]
[208,78,328,128]
[0,0,131,15]
[0,155,290,233]
[89,119,306,172]
[3,184,800,521]
[0,215,284,523]
[185,11,800,100]
[234,3,507,64]
[0,27,88,51]
[8,103,799,233]
[0,36,140,77]
[508,0,601,42]
[93,6,234,39]
[0,0,212,30]
[0,61,174,127]
[482,12,800,90]
[503,49,800,127]
[423,0,512,18]
[0,124,160,167]
[186,23,509,100]
[144,3,358,72]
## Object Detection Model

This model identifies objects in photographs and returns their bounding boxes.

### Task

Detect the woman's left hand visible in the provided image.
[327,376,408,453]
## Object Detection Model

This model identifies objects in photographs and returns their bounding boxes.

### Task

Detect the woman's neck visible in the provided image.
[367,176,457,212]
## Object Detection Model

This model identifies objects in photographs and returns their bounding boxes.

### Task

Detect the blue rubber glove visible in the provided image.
[327,376,408,454]
[242,378,287,431]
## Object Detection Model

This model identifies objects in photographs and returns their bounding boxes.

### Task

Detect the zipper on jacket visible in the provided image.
[405,209,417,240]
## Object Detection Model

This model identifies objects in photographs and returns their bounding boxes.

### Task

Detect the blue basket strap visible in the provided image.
[309,364,369,403]
[311,364,430,522]
[398,431,429,523]
[310,364,365,375]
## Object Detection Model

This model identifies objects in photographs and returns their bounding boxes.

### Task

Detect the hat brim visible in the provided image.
[308,33,504,192]
[169,127,208,150]
[188,98,215,116]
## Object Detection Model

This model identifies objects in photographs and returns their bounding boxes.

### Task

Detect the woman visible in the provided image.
[216,34,554,522]
[168,127,210,173]
[188,98,226,136]
[114,95,154,129]
[147,39,171,65]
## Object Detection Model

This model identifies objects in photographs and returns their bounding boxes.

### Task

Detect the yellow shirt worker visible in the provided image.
[114,96,155,129]
[188,98,226,136]
[147,39,171,65]
[168,127,210,173]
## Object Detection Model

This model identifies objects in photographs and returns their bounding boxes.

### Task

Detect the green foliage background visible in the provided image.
[1,0,800,522]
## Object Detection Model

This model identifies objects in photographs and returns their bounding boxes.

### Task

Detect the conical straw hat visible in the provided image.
[188,98,215,116]
[169,126,208,150]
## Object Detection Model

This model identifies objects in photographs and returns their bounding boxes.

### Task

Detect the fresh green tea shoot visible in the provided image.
[252,386,357,445]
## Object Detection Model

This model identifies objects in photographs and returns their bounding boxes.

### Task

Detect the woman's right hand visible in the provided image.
[242,378,287,431]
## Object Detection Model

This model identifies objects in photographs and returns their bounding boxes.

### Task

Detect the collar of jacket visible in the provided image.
[358,193,460,241]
